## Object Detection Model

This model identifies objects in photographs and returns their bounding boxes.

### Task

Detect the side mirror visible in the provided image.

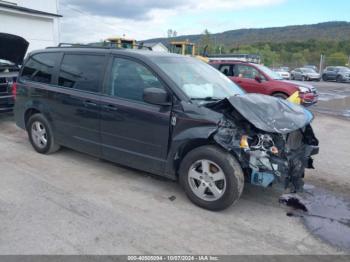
[143,88,171,106]
[255,75,262,83]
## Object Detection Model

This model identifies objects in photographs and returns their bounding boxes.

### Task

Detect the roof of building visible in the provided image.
[0,2,62,18]
[142,42,167,48]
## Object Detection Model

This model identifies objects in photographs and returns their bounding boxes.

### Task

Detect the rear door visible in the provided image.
[218,64,234,78]
[294,69,301,80]
[100,56,172,174]
[52,53,107,156]
[218,64,237,85]
[326,67,336,80]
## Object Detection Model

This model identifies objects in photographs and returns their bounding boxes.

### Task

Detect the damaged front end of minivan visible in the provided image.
[207,94,319,192]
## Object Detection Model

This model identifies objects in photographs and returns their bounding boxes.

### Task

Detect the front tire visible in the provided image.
[179,145,244,211]
[322,74,328,81]
[27,113,60,154]
[272,92,289,100]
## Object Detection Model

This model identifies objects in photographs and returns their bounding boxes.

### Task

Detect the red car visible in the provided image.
[210,61,318,106]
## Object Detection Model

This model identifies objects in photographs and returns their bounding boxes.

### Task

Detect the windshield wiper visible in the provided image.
[190,97,222,101]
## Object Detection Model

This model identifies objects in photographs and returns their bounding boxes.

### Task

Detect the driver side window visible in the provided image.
[108,57,164,103]
[235,65,264,80]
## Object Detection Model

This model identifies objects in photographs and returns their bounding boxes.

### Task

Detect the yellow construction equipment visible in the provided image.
[105,37,137,49]
[169,41,196,56]
[169,40,209,62]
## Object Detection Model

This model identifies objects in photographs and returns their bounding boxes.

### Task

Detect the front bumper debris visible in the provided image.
[213,120,319,192]
[247,144,319,192]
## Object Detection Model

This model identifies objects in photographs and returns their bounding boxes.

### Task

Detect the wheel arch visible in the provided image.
[271,91,290,98]
[173,138,216,177]
[23,102,53,129]
[24,108,41,128]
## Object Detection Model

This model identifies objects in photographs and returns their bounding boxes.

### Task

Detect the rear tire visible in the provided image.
[179,145,244,211]
[336,75,343,83]
[322,74,328,82]
[27,113,60,154]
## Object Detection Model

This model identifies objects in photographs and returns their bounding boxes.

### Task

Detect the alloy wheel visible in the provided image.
[188,159,226,201]
[31,121,48,149]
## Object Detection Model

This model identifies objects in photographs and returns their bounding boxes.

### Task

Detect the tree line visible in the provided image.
[197,30,350,68]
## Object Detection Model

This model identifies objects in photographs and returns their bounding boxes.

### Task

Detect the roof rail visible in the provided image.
[209,59,253,63]
[46,43,112,49]
[46,42,152,51]
[58,43,94,48]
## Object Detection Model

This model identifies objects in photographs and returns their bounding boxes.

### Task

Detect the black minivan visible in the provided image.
[14,46,319,210]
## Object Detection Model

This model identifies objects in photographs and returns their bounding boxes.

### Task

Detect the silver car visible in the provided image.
[291,68,321,81]
[322,66,350,82]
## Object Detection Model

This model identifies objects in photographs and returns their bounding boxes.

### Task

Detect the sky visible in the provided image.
[59,0,350,43]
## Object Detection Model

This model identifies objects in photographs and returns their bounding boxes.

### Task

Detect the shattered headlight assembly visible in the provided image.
[240,134,279,155]
[298,86,310,93]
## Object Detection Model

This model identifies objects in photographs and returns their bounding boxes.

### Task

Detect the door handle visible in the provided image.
[102,104,118,111]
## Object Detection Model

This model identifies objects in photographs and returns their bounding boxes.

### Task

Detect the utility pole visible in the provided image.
[319,54,324,74]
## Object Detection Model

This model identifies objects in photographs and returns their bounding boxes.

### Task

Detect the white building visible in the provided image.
[0,0,61,52]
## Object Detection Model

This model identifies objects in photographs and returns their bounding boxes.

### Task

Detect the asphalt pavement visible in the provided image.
[303,80,350,118]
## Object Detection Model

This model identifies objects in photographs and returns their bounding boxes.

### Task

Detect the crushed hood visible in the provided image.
[0,33,29,65]
[208,93,313,134]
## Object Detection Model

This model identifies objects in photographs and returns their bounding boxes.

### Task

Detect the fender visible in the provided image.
[22,99,54,129]
[165,125,217,179]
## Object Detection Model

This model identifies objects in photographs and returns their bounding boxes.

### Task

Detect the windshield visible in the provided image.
[254,64,283,80]
[150,56,244,101]
[337,67,350,72]
[302,68,316,73]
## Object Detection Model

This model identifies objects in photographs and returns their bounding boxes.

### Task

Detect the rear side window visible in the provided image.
[58,54,105,93]
[219,65,234,76]
[21,53,60,84]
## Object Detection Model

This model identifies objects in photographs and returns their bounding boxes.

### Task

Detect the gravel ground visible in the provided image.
[0,112,349,255]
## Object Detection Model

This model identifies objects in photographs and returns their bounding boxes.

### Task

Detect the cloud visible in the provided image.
[59,0,286,43]
[61,0,285,20]
[195,0,285,10]
[61,0,188,19]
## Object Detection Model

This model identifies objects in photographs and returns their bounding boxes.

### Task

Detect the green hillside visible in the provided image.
[145,21,350,67]
[146,21,350,46]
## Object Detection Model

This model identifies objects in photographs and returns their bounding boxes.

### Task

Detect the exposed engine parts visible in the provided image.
[213,116,319,192]
[249,134,275,151]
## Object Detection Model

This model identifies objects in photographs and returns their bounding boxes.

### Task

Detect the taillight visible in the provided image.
[12,82,17,100]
